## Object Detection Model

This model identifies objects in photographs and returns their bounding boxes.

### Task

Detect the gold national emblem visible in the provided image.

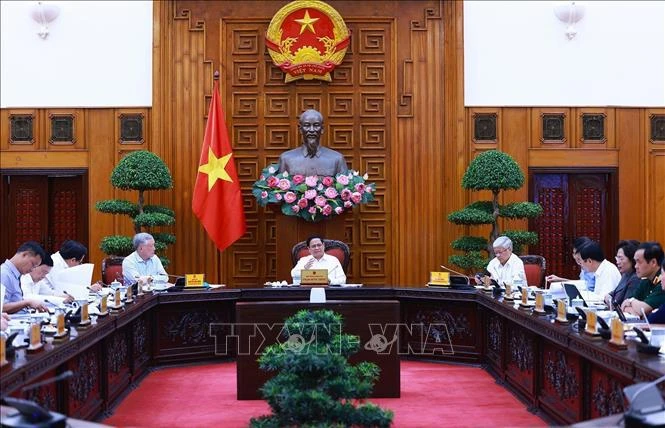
[265,0,350,83]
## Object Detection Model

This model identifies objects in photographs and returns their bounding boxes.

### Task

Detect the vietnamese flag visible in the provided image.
[192,72,246,251]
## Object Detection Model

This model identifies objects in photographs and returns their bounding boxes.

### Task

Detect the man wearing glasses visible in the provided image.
[483,236,526,286]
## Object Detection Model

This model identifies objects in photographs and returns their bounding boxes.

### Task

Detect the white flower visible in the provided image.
[268,166,276,174]
[352,171,358,176]
[282,171,288,177]
[363,173,368,180]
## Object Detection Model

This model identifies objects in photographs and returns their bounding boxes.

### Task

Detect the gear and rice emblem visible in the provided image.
[265,0,350,83]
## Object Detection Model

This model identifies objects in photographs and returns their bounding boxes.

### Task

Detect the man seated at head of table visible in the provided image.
[1,241,49,314]
[291,235,347,286]
[621,242,664,318]
[20,253,73,305]
[646,255,665,323]
[122,232,169,287]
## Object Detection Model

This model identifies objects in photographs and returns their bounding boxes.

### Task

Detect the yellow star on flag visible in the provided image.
[198,148,233,191]
[295,10,319,35]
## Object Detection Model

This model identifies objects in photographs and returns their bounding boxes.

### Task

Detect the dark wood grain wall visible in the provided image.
[150,0,465,287]
[2,1,663,287]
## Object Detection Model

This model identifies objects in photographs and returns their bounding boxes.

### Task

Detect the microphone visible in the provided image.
[439,265,471,286]
[623,374,665,427]
[2,371,73,426]
[22,370,73,393]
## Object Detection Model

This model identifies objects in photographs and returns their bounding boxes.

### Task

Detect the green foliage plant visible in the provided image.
[95,151,175,264]
[447,150,543,270]
[250,309,393,428]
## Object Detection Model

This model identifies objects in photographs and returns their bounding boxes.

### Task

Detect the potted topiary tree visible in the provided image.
[250,309,393,428]
[95,150,175,265]
[447,150,543,271]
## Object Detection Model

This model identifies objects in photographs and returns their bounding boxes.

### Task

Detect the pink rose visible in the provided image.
[355,183,366,193]
[340,189,352,201]
[305,189,317,200]
[266,176,279,188]
[278,179,291,191]
[324,187,338,199]
[308,206,317,214]
[261,191,268,199]
[334,207,344,215]
[344,201,353,208]
[293,174,305,185]
[351,192,362,204]
[284,191,297,203]
[298,198,309,208]
[315,195,327,207]
[291,205,300,213]
[305,176,318,187]
[336,175,349,185]
[275,193,283,201]
[322,205,333,216]
[322,176,334,186]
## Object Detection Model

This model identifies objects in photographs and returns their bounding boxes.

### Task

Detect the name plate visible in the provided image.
[429,272,450,286]
[186,274,205,287]
[301,269,328,285]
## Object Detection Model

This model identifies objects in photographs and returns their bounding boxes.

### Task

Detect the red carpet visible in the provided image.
[105,361,545,427]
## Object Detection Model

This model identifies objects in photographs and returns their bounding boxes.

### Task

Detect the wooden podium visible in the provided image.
[274,210,347,282]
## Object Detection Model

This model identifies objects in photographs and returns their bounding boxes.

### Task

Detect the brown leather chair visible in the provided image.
[519,255,546,287]
[101,256,125,284]
[291,239,350,271]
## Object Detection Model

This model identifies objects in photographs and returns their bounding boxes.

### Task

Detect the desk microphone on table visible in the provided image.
[1,371,73,427]
[439,265,473,288]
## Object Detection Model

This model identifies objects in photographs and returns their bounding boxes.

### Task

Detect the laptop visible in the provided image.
[563,282,588,307]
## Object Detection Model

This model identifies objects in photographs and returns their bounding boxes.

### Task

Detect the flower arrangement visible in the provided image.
[252,164,375,222]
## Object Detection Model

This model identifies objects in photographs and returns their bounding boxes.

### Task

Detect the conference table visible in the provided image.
[1,286,663,425]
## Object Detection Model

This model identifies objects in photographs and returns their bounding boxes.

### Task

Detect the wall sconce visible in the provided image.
[553,1,586,40]
[30,1,60,40]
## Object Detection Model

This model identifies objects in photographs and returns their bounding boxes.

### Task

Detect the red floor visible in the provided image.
[105,361,546,427]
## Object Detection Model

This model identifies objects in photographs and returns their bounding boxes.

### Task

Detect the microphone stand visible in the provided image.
[1,371,73,427]
[439,265,474,289]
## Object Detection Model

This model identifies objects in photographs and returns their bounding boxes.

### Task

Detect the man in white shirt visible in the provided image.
[291,236,346,285]
[35,240,101,294]
[578,240,621,300]
[484,236,526,286]
[20,253,71,304]
[122,233,169,286]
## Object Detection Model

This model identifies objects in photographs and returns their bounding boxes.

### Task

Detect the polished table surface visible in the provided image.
[1,286,663,424]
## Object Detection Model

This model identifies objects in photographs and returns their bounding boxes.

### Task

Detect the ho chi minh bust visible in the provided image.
[277,109,349,177]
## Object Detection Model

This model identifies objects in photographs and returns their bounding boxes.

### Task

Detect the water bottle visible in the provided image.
[513,272,525,290]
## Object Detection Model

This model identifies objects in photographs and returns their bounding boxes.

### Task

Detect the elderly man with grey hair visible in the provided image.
[122,232,168,286]
[485,236,526,286]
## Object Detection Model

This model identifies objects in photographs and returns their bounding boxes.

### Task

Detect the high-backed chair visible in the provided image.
[291,239,350,272]
[101,256,125,285]
[519,255,546,287]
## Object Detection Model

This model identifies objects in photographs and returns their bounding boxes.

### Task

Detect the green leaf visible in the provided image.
[144,205,175,218]
[134,212,175,227]
[462,150,524,191]
[499,202,543,219]
[448,208,494,225]
[111,150,173,190]
[451,236,488,252]
[448,252,489,271]
[95,199,137,216]
[152,232,176,245]
[99,235,133,257]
